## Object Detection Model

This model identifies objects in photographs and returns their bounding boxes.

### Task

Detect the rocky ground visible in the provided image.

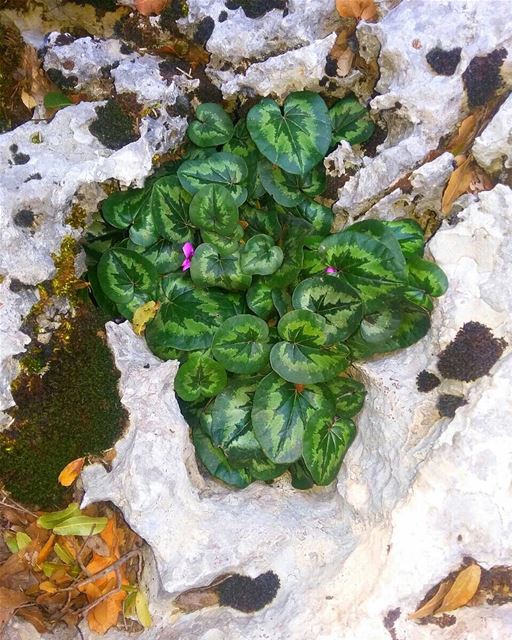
[1,0,512,638]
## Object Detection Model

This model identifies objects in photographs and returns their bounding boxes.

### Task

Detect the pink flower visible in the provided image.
[325,266,337,274]
[181,242,195,271]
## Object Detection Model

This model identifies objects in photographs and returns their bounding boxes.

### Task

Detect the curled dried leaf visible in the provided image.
[409,579,453,620]
[135,0,168,16]
[436,564,481,613]
[58,457,85,487]
[336,0,378,21]
[447,113,479,156]
[441,156,473,214]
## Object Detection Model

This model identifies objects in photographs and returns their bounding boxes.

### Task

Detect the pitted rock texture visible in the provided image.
[78,186,512,640]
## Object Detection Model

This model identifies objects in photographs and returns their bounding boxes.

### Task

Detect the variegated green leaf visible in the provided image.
[329,95,374,147]
[202,224,244,256]
[258,158,305,207]
[252,372,335,463]
[175,353,227,401]
[385,218,425,257]
[240,234,284,276]
[129,207,159,247]
[187,103,234,147]
[192,427,251,488]
[101,187,146,229]
[126,238,182,274]
[327,376,366,418]
[290,459,315,489]
[270,309,349,384]
[150,176,194,243]
[265,231,304,288]
[247,91,331,176]
[223,119,260,196]
[190,244,252,291]
[248,456,288,481]
[98,248,157,304]
[292,275,363,341]
[404,287,434,311]
[291,199,332,235]
[360,308,402,343]
[407,255,448,297]
[246,280,275,319]
[117,291,152,321]
[211,379,259,447]
[189,184,239,234]
[146,287,244,353]
[177,152,248,206]
[212,314,271,374]
[303,411,356,485]
[271,288,292,317]
[240,205,282,240]
[223,428,266,468]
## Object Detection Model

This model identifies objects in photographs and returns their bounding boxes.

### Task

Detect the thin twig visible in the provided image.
[176,66,193,79]
[75,585,123,619]
[58,550,139,592]
[0,493,38,519]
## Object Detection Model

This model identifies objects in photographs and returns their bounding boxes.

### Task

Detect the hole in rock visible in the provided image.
[224,0,287,19]
[437,393,467,418]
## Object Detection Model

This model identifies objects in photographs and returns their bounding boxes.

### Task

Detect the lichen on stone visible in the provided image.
[217,571,280,612]
[89,98,140,150]
[416,370,441,393]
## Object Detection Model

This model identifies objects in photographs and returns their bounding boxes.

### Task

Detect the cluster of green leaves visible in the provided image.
[88,91,447,489]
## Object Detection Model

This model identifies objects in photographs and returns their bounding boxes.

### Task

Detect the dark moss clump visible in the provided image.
[416,370,441,393]
[0,304,127,508]
[437,394,467,418]
[89,98,139,150]
[69,0,117,11]
[9,144,30,165]
[13,209,35,228]
[217,571,280,612]
[160,0,189,31]
[218,10,228,21]
[0,18,32,133]
[46,68,79,91]
[462,48,507,108]
[224,0,287,19]
[437,321,507,382]
[426,47,461,76]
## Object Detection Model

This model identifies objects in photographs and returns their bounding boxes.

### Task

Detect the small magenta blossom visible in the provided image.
[325,266,337,274]
[181,242,195,271]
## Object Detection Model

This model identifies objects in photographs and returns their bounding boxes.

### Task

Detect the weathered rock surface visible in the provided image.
[473,93,512,173]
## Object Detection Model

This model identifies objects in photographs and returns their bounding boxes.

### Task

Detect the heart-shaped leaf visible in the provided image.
[189,184,239,234]
[175,353,227,401]
[202,224,244,256]
[360,308,402,343]
[247,91,331,176]
[101,187,146,229]
[303,411,356,485]
[248,456,288,481]
[240,234,284,276]
[326,376,366,417]
[291,199,333,235]
[246,280,275,319]
[329,95,374,147]
[187,103,234,147]
[129,206,159,247]
[211,379,259,447]
[240,205,282,240]
[251,371,335,463]
[150,176,194,243]
[271,288,292,317]
[212,314,271,374]
[190,244,251,291]
[292,275,363,340]
[98,248,158,304]
[223,119,260,196]
[146,287,244,353]
[258,159,305,207]
[192,427,252,488]
[177,152,248,206]
[223,428,267,468]
[270,309,349,384]
[127,238,182,274]
[265,231,304,289]
[407,256,448,297]
[385,218,425,257]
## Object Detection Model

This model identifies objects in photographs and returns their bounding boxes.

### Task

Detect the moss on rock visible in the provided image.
[89,98,139,150]
[0,304,126,508]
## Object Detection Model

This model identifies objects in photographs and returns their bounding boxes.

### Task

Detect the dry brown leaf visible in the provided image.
[58,457,85,487]
[337,48,355,77]
[36,534,55,565]
[20,89,37,111]
[409,580,453,620]
[447,113,480,156]
[0,586,28,627]
[437,564,482,613]
[336,0,378,21]
[16,47,53,108]
[135,0,168,16]
[441,156,473,214]
[16,605,50,633]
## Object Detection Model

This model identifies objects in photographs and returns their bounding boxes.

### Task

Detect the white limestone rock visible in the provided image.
[473,94,512,173]
[79,185,512,639]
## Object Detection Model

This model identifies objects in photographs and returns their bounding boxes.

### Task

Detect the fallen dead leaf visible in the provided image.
[132,301,159,336]
[409,580,453,620]
[58,457,85,487]
[336,0,378,21]
[447,113,480,156]
[0,586,28,627]
[437,564,482,614]
[441,156,473,214]
[135,0,168,16]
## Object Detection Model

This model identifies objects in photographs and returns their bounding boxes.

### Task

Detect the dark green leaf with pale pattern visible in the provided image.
[385,219,425,257]
[252,371,335,463]
[329,95,374,147]
[240,205,281,240]
[303,411,356,485]
[202,224,243,256]
[187,103,234,147]
[190,244,251,291]
[101,188,146,229]
[129,206,159,247]
[292,275,363,341]
[265,231,304,288]
[192,427,251,488]
[212,314,270,374]
[291,199,332,235]
[327,376,366,418]
[270,309,349,384]
[290,460,315,489]
[240,234,284,276]
[246,280,275,319]
[360,308,402,343]
[223,429,266,468]
[189,183,238,234]
[126,238,182,274]
[247,91,331,176]
[248,456,288,481]
[175,353,227,401]
[98,248,157,304]
[177,152,248,206]
[211,379,259,447]
[258,159,305,207]
[271,288,292,317]
[150,176,194,243]
[407,256,448,297]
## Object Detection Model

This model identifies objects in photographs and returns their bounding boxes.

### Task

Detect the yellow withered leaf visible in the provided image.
[436,564,482,613]
[336,0,378,21]
[58,457,85,487]
[132,301,160,336]
[441,156,473,214]
[447,113,479,156]
[409,579,453,620]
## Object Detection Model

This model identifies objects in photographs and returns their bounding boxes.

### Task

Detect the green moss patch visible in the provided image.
[0,304,127,508]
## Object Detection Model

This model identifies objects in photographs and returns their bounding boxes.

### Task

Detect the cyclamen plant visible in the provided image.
[87,92,448,489]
